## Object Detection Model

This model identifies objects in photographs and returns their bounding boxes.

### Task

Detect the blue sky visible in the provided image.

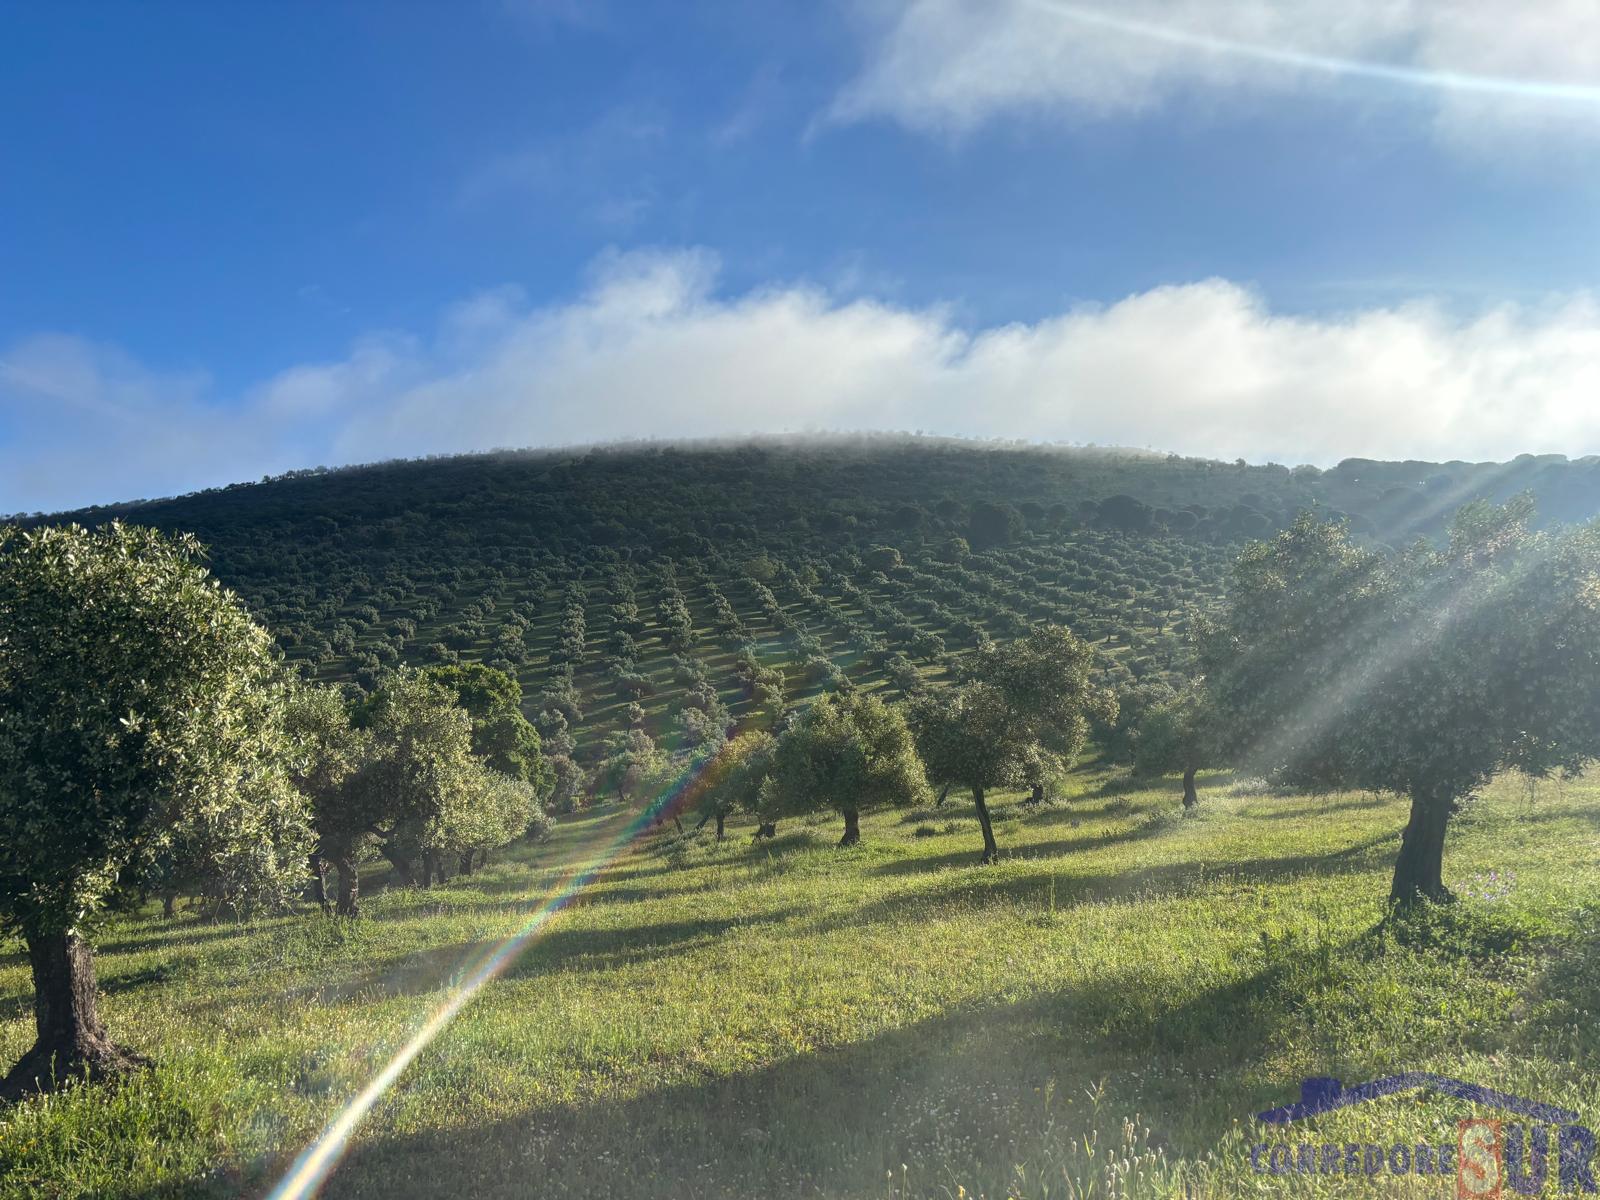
[4,1,1600,512]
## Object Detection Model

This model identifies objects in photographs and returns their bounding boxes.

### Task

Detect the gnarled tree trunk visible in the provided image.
[423,851,447,886]
[458,850,474,877]
[333,854,360,917]
[380,841,417,887]
[838,807,860,847]
[972,785,999,864]
[1390,788,1454,906]
[0,928,143,1101]
[715,812,725,841]
[1182,767,1199,810]
[935,784,951,808]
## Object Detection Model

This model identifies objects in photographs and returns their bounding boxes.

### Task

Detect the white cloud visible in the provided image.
[830,0,1600,153]
[4,248,1600,512]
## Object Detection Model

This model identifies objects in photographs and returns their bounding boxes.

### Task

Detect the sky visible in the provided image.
[3,0,1600,513]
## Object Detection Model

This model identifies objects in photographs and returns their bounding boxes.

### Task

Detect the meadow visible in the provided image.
[4,761,1597,1199]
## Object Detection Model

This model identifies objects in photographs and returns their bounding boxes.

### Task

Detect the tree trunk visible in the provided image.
[334,855,360,917]
[379,843,416,887]
[0,928,143,1101]
[160,891,175,920]
[838,807,860,847]
[752,822,776,841]
[1181,766,1199,810]
[1390,789,1454,906]
[426,851,447,885]
[458,851,474,877]
[972,785,999,864]
[1027,781,1045,806]
[310,852,329,912]
[715,812,725,841]
[673,815,684,835]
[936,784,951,808]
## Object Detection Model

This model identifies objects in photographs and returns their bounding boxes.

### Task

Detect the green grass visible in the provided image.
[4,766,1600,1198]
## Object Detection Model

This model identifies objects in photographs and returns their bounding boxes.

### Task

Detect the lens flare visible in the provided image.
[1028,0,1600,107]
[266,744,729,1200]
[1235,509,1563,779]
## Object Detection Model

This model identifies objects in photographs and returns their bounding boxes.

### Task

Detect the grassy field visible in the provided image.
[3,763,1599,1198]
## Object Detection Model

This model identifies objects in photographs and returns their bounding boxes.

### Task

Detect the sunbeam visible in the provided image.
[264,744,734,1200]
[1026,0,1600,108]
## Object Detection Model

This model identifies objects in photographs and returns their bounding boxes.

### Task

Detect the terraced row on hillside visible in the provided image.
[29,437,1600,766]
[266,530,1232,761]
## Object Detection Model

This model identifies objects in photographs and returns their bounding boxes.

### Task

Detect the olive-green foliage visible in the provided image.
[421,663,552,797]
[593,729,669,806]
[961,625,1116,746]
[0,522,310,935]
[545,753,584,813]
[437,764,549,857]
[284,683,372,859]
[1131,685,1212,781]
[761,690,929,832]
[350,670,537,874]
[1199,500,1600,901]
[696,731,774,832]
[1097,680,1176,766]
[913,625,1113,859]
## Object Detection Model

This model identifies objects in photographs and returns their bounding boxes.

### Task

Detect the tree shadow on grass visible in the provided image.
[97,920,265,958]
[300,933,1365,1200]
[309,909,803,1005]
[866,813,1182,876]
[1523,921,1600,1069]
[1,930,254,1020]
[368,876,709,916]
[828,832,1399,936]
[0,917,257,970]
[1244,793,1394,821]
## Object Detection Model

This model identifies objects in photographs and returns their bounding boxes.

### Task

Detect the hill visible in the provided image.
[25,437,1600,771]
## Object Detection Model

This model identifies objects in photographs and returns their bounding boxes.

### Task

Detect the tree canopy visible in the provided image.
[347,669,539,890]
[284,682,372,915]
[0,522,309,1097]
[1199,501,1600,904]
[696,731,775,840]
[762,690,928,846]
[421,662,553,792]
[914,625,1113,861]
[1131,684,1213,809]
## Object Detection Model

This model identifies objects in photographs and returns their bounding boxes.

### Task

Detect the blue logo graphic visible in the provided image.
[1259,1074,1582,1126]
[1248,1074,1597,1193]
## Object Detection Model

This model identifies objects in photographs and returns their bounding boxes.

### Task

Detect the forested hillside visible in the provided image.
[27,437,1600,773]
